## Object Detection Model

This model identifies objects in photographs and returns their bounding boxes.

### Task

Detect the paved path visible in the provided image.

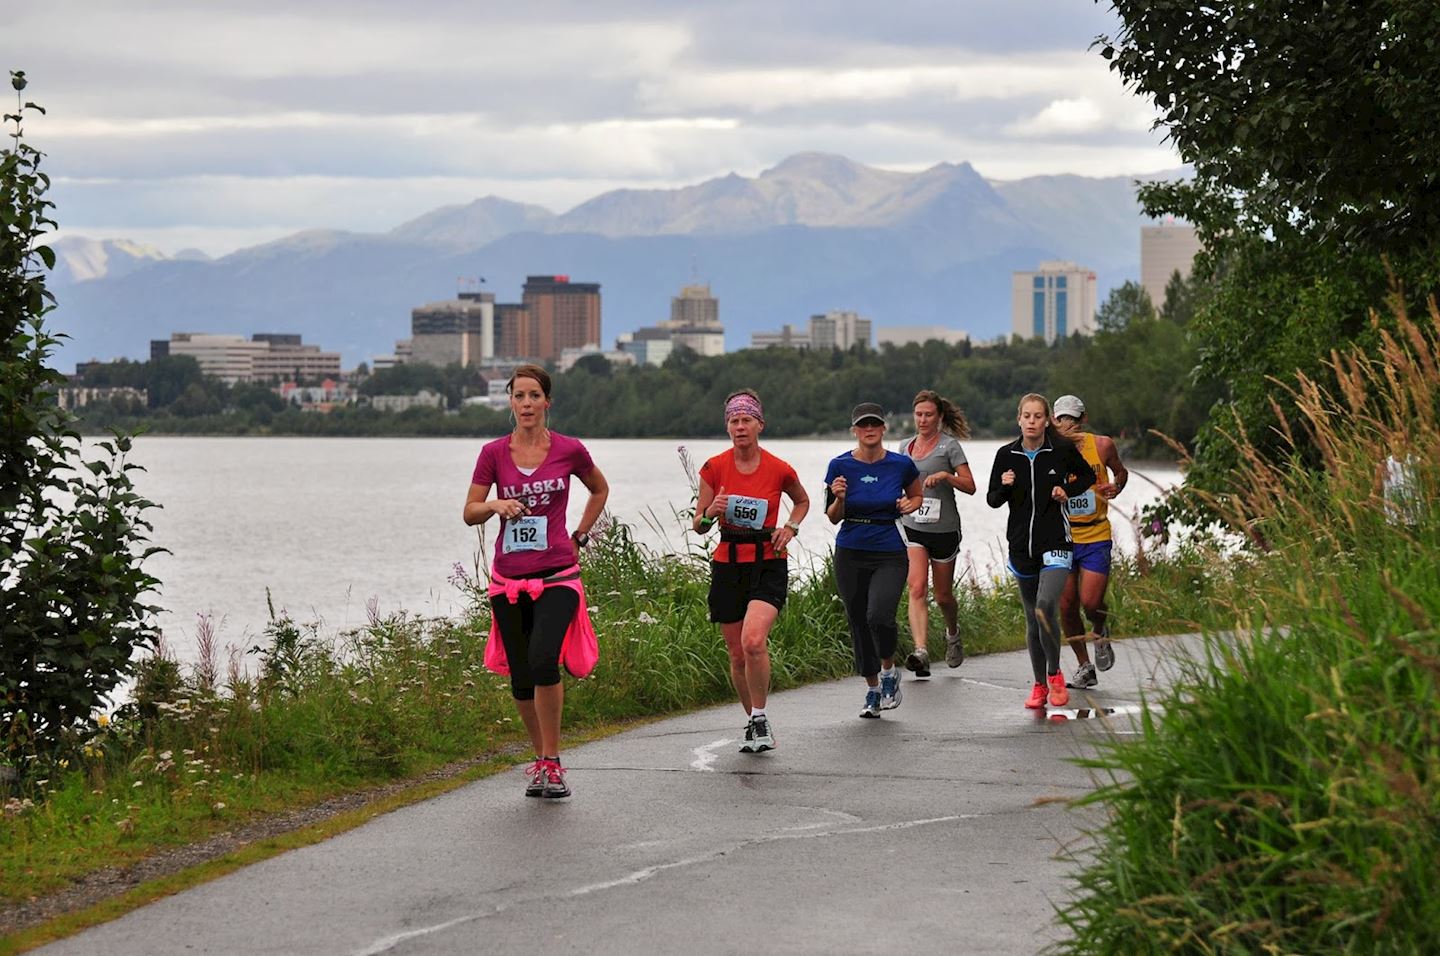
[42,635,1197,956]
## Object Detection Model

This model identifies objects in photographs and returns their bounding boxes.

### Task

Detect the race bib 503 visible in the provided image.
[1066,489,1097,517]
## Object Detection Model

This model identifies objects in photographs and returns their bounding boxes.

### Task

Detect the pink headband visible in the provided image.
[724,394,764,424]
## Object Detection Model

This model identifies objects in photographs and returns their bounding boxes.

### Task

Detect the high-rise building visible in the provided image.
[523,275,601,362]
[750,311,872,351]
[1011,261,1098,344]
[1141,224,1203,309]
[660,282,725,356]
[493,302,534,360]
[409,292,494,367]
[670,283,718,326]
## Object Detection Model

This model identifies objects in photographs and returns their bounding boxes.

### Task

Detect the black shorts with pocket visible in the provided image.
[707,558,789,624]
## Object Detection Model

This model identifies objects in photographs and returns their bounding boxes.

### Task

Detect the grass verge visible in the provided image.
[1054,299,1440,953]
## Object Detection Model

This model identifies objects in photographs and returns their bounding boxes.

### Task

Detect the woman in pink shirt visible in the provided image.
[464,364,609,798]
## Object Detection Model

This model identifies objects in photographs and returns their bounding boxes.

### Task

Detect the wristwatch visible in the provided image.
[573,530,590,547]
[784,521,801,535]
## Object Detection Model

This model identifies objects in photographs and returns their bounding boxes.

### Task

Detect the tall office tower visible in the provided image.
[409,292,495,367]
[1011,261,1098,344]
[663,283,725,356]
[523,275,601,362]
[669,283,719,326]
[492,302,535,360]
[1140,224,1203,310]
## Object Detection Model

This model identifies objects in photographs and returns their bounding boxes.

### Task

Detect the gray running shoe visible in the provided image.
[860,688,882,718]
[1067,662,1098,689]
[750,715,775,752]
[905,646,931,678]
[541,760,571,799]
[879,670,903,710]
[738,719,757,753]
[1095,631,1116,672]
[945,633,965,668]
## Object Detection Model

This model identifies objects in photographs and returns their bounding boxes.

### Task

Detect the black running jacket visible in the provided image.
[985,433,1096,572]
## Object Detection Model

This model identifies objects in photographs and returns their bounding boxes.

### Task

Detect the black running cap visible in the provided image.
[851,402,886,426]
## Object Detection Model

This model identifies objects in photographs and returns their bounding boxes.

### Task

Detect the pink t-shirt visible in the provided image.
[471,432,595,577]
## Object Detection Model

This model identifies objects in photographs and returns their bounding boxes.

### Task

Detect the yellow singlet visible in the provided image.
[1066,432,1111,544]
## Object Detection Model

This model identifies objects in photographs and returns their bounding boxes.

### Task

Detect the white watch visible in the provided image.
[784,521,801,535]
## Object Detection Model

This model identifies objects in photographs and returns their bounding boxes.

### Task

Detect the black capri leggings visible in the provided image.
[490,586,579,700]
[833,546,909,678]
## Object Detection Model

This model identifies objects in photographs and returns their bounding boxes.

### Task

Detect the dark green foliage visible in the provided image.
[1,74,161,763]
[1050,277,1224,457]
[1098,0,1440,493]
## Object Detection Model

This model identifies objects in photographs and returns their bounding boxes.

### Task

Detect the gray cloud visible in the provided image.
[5,0,1166,255]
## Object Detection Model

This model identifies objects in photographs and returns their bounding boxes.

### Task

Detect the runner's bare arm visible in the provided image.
[1096,436,1128,498]
[464,482,526,524]
[897,476,925,514]
[573,466,609,537]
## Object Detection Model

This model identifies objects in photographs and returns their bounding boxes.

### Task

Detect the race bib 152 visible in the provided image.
[503,515,549,553]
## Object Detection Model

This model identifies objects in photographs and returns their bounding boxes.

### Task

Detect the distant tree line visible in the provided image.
[73,274,1210,457]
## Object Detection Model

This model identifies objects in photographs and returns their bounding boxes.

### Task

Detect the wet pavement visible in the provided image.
[40,634,1200,956]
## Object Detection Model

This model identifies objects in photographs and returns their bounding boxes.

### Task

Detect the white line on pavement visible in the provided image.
[690,738,734,771]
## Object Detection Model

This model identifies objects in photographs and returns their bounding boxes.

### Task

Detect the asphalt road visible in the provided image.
[42,635,1197,956]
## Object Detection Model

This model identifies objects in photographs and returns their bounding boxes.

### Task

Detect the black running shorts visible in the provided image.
[903,526,961,563]
[707,558,789,624]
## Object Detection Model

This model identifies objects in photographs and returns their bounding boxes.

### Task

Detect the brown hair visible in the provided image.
[913,389,971,439]
[507,363,552,398]
[724,387,760,404]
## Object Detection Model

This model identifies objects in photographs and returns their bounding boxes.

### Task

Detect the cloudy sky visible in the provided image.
[5,0,1175,257]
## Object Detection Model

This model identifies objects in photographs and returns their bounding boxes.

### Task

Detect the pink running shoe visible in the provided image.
[1025,682,1048,709]
[1047,672,1070,708]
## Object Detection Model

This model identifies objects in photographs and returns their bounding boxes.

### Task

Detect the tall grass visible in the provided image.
[1056,298,1440,953]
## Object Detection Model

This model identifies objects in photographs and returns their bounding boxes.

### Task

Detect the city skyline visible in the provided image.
[7,1,1176,258]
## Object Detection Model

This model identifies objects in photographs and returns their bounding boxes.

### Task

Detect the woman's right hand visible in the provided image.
[497,498,529,519]
[706,486,728,518]
[1001,469,1016,487]
[830,476,847,499]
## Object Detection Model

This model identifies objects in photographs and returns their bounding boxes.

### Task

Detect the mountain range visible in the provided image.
[47,153,1176,369]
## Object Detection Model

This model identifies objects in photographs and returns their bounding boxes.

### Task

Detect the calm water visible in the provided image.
[115,436,1181,660]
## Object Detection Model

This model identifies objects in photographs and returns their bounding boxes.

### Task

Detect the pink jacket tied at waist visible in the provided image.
[484,564,600,678]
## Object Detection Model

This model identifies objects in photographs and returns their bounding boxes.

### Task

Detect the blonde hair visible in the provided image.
[1017,392,1050,417]
[913,389,971,439]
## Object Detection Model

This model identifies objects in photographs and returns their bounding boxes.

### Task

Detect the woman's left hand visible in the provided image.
[1051,486,1069,502]
[770,525,796,550]
[923,472,949,489]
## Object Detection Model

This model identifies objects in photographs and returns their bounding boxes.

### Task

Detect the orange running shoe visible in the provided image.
[1025,682,1048,709]
[1047,672,1070,707]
